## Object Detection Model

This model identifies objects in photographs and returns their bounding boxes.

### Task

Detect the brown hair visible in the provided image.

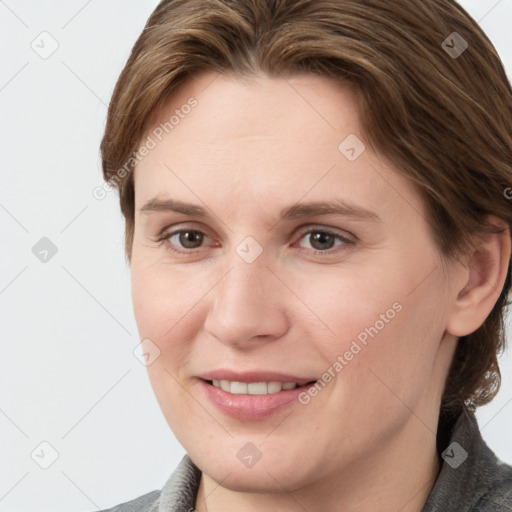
[100,0,512,413]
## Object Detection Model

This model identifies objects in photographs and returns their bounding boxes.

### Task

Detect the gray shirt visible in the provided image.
[99,407,512,511]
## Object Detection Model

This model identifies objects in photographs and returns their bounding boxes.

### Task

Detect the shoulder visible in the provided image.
[98,489,160,512]
[471,460,512,511]
[95,454,201,512]
[424,408,512,512]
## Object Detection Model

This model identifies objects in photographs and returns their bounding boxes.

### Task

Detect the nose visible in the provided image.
[203,254,289,349]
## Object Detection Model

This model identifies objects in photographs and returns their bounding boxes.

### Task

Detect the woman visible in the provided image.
[99,0,512,510]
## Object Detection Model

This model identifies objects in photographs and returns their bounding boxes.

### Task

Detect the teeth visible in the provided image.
[211,379,300,395]
[267,381,282,394]
[248,382,267,395]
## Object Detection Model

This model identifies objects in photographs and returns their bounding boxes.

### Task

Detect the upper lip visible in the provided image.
[198,369,317,385]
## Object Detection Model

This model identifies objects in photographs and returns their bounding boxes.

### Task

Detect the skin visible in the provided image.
[130,71,511,512]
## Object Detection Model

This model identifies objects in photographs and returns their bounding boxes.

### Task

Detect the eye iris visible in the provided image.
[310,231,335,251]
[179,231,203,249]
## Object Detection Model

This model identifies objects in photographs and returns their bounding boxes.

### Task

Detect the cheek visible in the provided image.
[145,361,206,444]
[289,263,408,354]
[131,260,203,432]
[131,253,212,339]
[130,260,204,416]
[304,259,448,405]
[332,277,449,420]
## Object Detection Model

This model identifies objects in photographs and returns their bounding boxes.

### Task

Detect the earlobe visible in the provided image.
[446,219,511,338]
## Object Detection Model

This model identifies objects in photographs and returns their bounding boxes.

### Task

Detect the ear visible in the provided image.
[446,217,511,338]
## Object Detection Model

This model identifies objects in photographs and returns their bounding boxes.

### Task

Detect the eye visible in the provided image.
[158,226,354,256]
[296,228,354,254]
[160,229,211,254]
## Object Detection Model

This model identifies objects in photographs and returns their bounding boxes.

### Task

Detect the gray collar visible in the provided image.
[159,452,201,512]
[423,406,512,511]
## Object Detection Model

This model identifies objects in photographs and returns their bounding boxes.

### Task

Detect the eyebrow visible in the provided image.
[140,197,381,224]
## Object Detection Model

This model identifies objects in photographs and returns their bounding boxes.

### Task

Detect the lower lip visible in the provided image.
[199,379,314,420]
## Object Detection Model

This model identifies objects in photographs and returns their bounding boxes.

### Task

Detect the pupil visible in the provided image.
[180,231,202,248]
[312,232,333,250]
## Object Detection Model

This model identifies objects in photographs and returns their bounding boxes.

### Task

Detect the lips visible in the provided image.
[197,370,318,420]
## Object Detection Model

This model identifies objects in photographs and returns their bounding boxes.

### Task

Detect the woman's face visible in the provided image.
[131,72,461,492]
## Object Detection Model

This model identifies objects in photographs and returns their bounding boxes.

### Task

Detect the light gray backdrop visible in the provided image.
[1,1,511,510]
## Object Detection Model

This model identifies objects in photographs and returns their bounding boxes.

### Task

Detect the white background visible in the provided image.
[1,1,511,510]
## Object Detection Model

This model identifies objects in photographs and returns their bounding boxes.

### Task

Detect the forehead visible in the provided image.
[133,71,426,223]
[144,71,361,147]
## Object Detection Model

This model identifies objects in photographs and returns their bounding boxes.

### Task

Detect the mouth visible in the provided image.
[203,379,318,395]
[196,369,320,419]
[198,376,319,420]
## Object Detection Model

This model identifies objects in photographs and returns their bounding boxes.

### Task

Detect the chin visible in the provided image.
[193,445,318,493]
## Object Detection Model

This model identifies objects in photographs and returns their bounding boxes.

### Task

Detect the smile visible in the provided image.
[200,377,319,420]
[209,379,310,395]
